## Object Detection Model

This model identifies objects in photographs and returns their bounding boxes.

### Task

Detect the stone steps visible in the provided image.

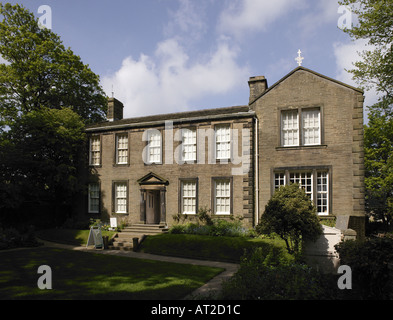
[108,224,168,251]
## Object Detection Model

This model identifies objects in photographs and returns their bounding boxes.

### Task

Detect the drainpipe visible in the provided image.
[254,116,259,226]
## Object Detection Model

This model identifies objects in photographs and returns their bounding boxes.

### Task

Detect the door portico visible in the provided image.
[138,172,168,225]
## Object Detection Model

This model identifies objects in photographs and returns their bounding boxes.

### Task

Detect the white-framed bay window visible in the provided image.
[274,169,330,215]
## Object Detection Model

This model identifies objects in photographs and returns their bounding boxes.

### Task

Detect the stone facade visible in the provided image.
[83,67,366,236]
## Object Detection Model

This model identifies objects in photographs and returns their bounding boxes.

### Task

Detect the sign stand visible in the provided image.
[86,225,103,249]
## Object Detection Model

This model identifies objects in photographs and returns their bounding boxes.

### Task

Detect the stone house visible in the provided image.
[84,66,366,236]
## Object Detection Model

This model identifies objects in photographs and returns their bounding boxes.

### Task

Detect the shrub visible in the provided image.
[256,184,323,255]
[220,247,334,300]
[335,237,393,299]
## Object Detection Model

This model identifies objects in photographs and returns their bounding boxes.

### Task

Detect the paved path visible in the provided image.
[39,240,239,299]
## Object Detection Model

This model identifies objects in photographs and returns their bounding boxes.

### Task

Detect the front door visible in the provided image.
[146,190,160,224]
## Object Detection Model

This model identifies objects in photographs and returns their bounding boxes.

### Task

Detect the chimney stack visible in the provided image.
[248,76,268,104]
[107,97,124,122]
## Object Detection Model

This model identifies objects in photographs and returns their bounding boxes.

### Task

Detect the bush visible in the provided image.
[0,225,41,250]
[220,247,335,300]
[335,237,393,299]
[256,184,323,255]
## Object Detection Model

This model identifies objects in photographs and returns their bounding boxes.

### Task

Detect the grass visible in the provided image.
[0,247,224,300]
[140,233,291,263]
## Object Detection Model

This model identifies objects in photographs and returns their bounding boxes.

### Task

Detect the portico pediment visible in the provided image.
[137,172,169,186]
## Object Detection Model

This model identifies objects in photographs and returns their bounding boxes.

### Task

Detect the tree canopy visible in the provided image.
[0,3,107,127]
[0,4,106,227]
[339,0,393,227]
[339,0,393,107]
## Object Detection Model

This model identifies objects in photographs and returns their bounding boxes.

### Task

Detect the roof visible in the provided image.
[86,105,254,132]
[249,66,364,105]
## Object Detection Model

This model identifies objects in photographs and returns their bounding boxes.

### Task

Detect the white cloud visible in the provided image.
[218,0,305,39]
[333,39,379,109]
[101,38,249,118]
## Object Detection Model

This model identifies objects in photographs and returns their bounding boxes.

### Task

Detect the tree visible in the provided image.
[0,4,106,226]
[0,107,87,226]
[339,0,393,225]
[364,103,393,226]
[0,3,107,127]
[339,0,393,108]
[256,184,323,255]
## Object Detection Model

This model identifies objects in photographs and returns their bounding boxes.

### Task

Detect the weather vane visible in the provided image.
[295,49,304,67]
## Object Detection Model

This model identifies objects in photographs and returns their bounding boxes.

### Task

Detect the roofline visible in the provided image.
[249,66,364,105]
[86,106,254,132]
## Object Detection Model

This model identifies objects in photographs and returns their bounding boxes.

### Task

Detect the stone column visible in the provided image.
[160,189,166,224]
[140,189,146,222]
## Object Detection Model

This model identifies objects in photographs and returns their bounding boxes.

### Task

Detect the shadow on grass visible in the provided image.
[0,247,224,300]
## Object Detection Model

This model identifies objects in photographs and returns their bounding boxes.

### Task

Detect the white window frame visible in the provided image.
[116,133,129,164]
[147,130,162,164]
[215,125,231,160]
[302,109,321,146]
[181,180,197,214]
[114,182,128,214]
[289,171,313,201]
[274,172,286,190]
[274,169,329,215]
[182,128,197,162]
[316,171,329,215]
[214,178,231,215]
[88,183,100,214]
[89,136,101,166]
[281,110,299,147]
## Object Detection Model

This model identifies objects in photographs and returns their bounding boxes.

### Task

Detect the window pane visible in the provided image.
[215,179,230,214]
[148,131,161,163]
[290,172,313,200]
[316,171,329,215]
[303,109,320,145]
[274,173,286,190]
[117,134,128,164]
[182,129,197,161]
[90,136,100,165]
[115,183,127,213]
[182,181,197,214]
[88,184,100,213]
[281,110,299,146]
[216,125,231,159]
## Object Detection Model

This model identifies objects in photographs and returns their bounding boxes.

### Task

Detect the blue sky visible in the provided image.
[4,0,378,119]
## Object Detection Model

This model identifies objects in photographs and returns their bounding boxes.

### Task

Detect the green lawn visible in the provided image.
[0,247,224,300]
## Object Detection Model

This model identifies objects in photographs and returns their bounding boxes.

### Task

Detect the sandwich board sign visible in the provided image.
[86,226,103,249]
